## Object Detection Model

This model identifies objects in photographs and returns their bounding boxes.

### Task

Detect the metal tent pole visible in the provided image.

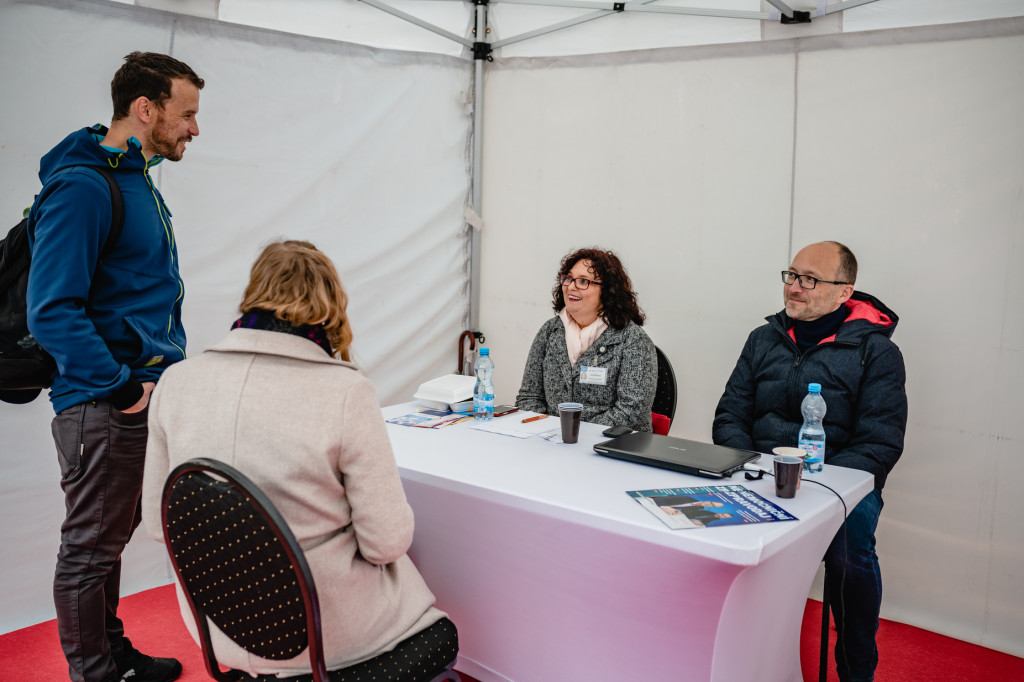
[356,0,473,45]
[469,0,489,332]
[824,0,881,15]
[495,0,772,24]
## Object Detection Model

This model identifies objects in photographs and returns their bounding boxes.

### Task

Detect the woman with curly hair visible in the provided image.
[516,247,657,431]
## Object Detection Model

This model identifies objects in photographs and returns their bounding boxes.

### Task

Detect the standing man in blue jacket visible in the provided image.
[713,241,907,682]
[27,52,204,682]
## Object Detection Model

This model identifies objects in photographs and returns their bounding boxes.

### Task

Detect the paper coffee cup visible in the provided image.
[773,455,802,498]
[557,402,583,444]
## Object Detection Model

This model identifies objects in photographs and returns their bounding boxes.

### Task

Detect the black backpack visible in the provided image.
[0,166,124,404]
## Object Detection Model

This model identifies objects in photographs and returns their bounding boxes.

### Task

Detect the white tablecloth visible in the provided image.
[383,404,874,682]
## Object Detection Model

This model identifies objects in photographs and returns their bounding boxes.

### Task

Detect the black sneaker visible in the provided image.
[116,642,183,682]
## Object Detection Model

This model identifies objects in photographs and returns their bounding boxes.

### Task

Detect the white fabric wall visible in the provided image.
[479,19,1024,655]
[0,0,472,632]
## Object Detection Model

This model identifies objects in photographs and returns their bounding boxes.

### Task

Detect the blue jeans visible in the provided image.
[824,488,883,682]
[51,401,149,682]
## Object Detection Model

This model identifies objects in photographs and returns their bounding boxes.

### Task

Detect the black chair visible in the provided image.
[651,345,677,430]
[162,458,460,682]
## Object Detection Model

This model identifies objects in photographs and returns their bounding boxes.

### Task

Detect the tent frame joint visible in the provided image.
[473,41,494,60]
[780,9,812,24]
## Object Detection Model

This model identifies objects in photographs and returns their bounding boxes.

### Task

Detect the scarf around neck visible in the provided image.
[231,309,333,356]
[791,304,850,351]
[559,308,609,365]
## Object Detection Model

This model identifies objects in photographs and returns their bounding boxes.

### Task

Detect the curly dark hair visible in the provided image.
[551,247,645,329]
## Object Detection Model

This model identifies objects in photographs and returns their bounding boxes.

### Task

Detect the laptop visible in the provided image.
[593,432,760,479]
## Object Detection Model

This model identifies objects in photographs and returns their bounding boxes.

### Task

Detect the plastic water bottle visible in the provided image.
[798,383,826,466]
[473,348,494,421]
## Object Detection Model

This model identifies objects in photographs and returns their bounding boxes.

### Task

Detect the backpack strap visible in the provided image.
[87,165,125,260]
[27,164,125,256]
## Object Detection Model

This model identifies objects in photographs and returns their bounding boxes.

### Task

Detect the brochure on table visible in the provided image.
[387,397,564,440]
[628,485,798,530]
[386,409,471,429]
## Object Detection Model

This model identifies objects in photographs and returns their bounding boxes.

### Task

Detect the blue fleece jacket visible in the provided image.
[27,125,186,413]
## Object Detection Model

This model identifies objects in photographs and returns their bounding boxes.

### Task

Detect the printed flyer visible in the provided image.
[627,485,798,530]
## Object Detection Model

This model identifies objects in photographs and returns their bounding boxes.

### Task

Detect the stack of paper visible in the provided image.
[469,413,559,439]
[413,374,476,410]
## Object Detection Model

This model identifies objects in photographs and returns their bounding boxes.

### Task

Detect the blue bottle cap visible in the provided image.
[479,348,489,355]
[808,383,821,392]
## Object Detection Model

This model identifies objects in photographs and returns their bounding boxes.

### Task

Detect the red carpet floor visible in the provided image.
[2,584,1021,681]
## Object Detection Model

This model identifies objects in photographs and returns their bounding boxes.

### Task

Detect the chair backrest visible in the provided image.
[652,345,677,425]
[162,458,329,682]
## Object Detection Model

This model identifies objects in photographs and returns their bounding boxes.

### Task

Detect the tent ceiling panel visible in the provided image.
[219,0,473,55]
[185,0,1024,57]
[844,0,1024,33]
[491,5,762,56]
[139,0,218,20]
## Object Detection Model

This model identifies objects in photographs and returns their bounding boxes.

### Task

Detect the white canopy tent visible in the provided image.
[1,0,1022,665]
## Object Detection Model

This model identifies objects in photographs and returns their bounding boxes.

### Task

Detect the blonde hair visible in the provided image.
[240,240,353,361]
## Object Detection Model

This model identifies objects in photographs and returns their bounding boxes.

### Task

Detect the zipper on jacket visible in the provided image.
[168,278,185,360]
[143,161,176,260]
[143,162,186,362]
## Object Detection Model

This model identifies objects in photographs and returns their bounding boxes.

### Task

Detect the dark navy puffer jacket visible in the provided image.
[712,292,907,490]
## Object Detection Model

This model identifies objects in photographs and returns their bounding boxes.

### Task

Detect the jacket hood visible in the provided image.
[38,125,157,184]
[771,290,900,344]
[842,291,899,333]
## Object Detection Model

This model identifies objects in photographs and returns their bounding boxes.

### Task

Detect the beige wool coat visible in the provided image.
[141,328,445,676]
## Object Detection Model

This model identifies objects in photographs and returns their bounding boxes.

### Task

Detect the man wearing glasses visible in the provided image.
[712,241,907,682]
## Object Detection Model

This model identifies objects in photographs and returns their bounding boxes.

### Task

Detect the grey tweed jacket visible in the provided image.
[516,316,657,432]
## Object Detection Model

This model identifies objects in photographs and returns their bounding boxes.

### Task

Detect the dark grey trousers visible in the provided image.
[51,401,149,682]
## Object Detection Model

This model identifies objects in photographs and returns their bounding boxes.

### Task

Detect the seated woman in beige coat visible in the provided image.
[141,240,451,677]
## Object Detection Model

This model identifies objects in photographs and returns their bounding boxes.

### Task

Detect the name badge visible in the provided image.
[580,366,607,386]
